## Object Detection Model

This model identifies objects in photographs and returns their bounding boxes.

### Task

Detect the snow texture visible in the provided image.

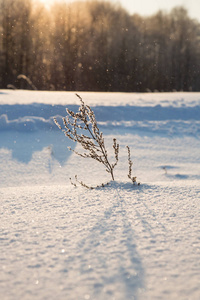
[0,90,200,300]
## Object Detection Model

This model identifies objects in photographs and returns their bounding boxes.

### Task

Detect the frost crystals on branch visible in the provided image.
[54,94,119,187]
[54,94,139,188]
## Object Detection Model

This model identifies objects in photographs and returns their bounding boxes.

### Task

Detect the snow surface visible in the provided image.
[0,90,200,300]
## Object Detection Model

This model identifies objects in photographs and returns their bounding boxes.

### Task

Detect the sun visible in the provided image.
[38,0,74,5]
[37,0,62,8]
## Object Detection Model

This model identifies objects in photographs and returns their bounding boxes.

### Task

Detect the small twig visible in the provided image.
[127,146,139,185]
[69,177,77,187]
[70,175,110,189]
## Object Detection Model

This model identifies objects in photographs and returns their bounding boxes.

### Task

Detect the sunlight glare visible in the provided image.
[38,0,79,8]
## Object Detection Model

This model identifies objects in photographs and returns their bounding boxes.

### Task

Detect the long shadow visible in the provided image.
[0,130,75,165]
[1,104,199,151]
[1,103,200,121]
[0,103,78,164]
[134,184,167,235]
[1,102,199,164]
[66,186,145,299]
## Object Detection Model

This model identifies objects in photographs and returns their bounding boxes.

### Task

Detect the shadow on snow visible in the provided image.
[0,130,75,165]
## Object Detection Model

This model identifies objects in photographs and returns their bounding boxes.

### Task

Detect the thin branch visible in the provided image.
[54,94,119,184]
[127,146,138,185]
[71,175,110,189]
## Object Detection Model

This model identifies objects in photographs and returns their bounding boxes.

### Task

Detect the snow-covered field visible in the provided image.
[0,90,200,300]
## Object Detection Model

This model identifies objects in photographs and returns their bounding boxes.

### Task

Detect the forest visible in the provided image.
[1,0,200,92]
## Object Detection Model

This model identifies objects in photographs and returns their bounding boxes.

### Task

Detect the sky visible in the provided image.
[38,0,200,21]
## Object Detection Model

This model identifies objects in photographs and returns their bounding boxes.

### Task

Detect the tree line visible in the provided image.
[1,0,200,92]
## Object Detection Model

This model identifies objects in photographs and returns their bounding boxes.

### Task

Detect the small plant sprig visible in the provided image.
[127,146,140,185]
[70,175,110,189]
[54,94,119,185]
[54,94,139,188]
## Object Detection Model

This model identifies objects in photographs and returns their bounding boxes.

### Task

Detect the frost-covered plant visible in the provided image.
[127,146,139,185]
[54,94,139,188]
